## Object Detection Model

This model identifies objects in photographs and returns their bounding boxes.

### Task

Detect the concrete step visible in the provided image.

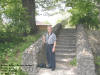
[57,43,76,46]
[56,53,76,58]
[56,45,76,48]
[56,50,76,54]
[37,67,77,75]
[57,37,76,40]
[57,39,76,42]
[57,34,76,37]
[59,31,76,33]
[56,57,74,64]
[56,46,76,50]
[56,45,76,49]
[56,48,76,53]
[56,62,73,70]
[51,29,76,70]
[60,29,76,32]
[56,52,76,56]
[57,41,76,45]
[57,35,76,37]
[58,31,76,33]
[57,37,76,41]
[57,36,76,38]
[61,28,76,29]
[59,32,76,34]
[57,39,76,43]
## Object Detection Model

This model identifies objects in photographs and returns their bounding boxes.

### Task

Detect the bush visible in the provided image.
[68,0,99,29]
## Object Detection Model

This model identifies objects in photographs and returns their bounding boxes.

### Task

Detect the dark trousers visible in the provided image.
[46,44,55,69]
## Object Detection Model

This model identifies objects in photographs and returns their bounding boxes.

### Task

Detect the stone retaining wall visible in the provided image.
[87,30,100,75]
[21,23,62,75]
[76,24,96,75]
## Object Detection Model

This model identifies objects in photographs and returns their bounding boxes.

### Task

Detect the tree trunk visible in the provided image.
[22,0,38,34]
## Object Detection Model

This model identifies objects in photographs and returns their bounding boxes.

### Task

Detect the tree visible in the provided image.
[65,0,100,29]
[0,0,30,33]
[22,0,38,34]
[47,0,100,29]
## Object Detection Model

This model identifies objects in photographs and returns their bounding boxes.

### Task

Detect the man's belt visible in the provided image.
[46,43,54,46]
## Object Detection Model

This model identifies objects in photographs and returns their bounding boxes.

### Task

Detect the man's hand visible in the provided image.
[42,35,45,44]
[52,41,56,53]
[52,47,55,53]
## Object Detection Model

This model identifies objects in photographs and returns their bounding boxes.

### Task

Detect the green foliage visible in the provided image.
[69,58,77,66]
[67,0,100,29]
[0,0,33,44]
[57,19,62,23]
[38,0,100,29]
[96,0,100,3]
[0,0,30,33]
[0,63,28,75]
[61,19,76,28]
[0,32,41,74]
[95,56,100,66]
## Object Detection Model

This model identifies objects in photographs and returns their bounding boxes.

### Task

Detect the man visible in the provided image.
[42,25,56,71]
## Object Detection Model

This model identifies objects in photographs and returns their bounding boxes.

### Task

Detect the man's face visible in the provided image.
[47,26,52,33]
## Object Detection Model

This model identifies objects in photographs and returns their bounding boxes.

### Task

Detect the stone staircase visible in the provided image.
[56,29,76,69]
[36,28,77,75]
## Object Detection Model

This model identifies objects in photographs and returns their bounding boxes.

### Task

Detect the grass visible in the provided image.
[0,31,42,75]
[95,56,100,66]
[69,57,77,66]
[95,56,100,75]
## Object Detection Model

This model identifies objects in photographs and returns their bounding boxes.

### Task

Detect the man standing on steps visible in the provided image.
[42,25,56,71]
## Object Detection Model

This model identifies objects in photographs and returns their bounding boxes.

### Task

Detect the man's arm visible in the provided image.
[52,41,56,52]
[42,35,46,44]
[52,33,56,52]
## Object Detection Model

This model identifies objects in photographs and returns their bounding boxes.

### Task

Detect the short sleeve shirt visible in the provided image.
[45,32,56,44]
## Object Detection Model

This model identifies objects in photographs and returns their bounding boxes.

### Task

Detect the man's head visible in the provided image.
[47,25,52,33]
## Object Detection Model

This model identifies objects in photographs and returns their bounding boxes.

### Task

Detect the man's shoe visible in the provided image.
[46,65,51,69]
[51,68,55,71]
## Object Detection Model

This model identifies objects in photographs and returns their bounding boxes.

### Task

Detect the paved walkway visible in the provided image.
[37,67,77,75]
